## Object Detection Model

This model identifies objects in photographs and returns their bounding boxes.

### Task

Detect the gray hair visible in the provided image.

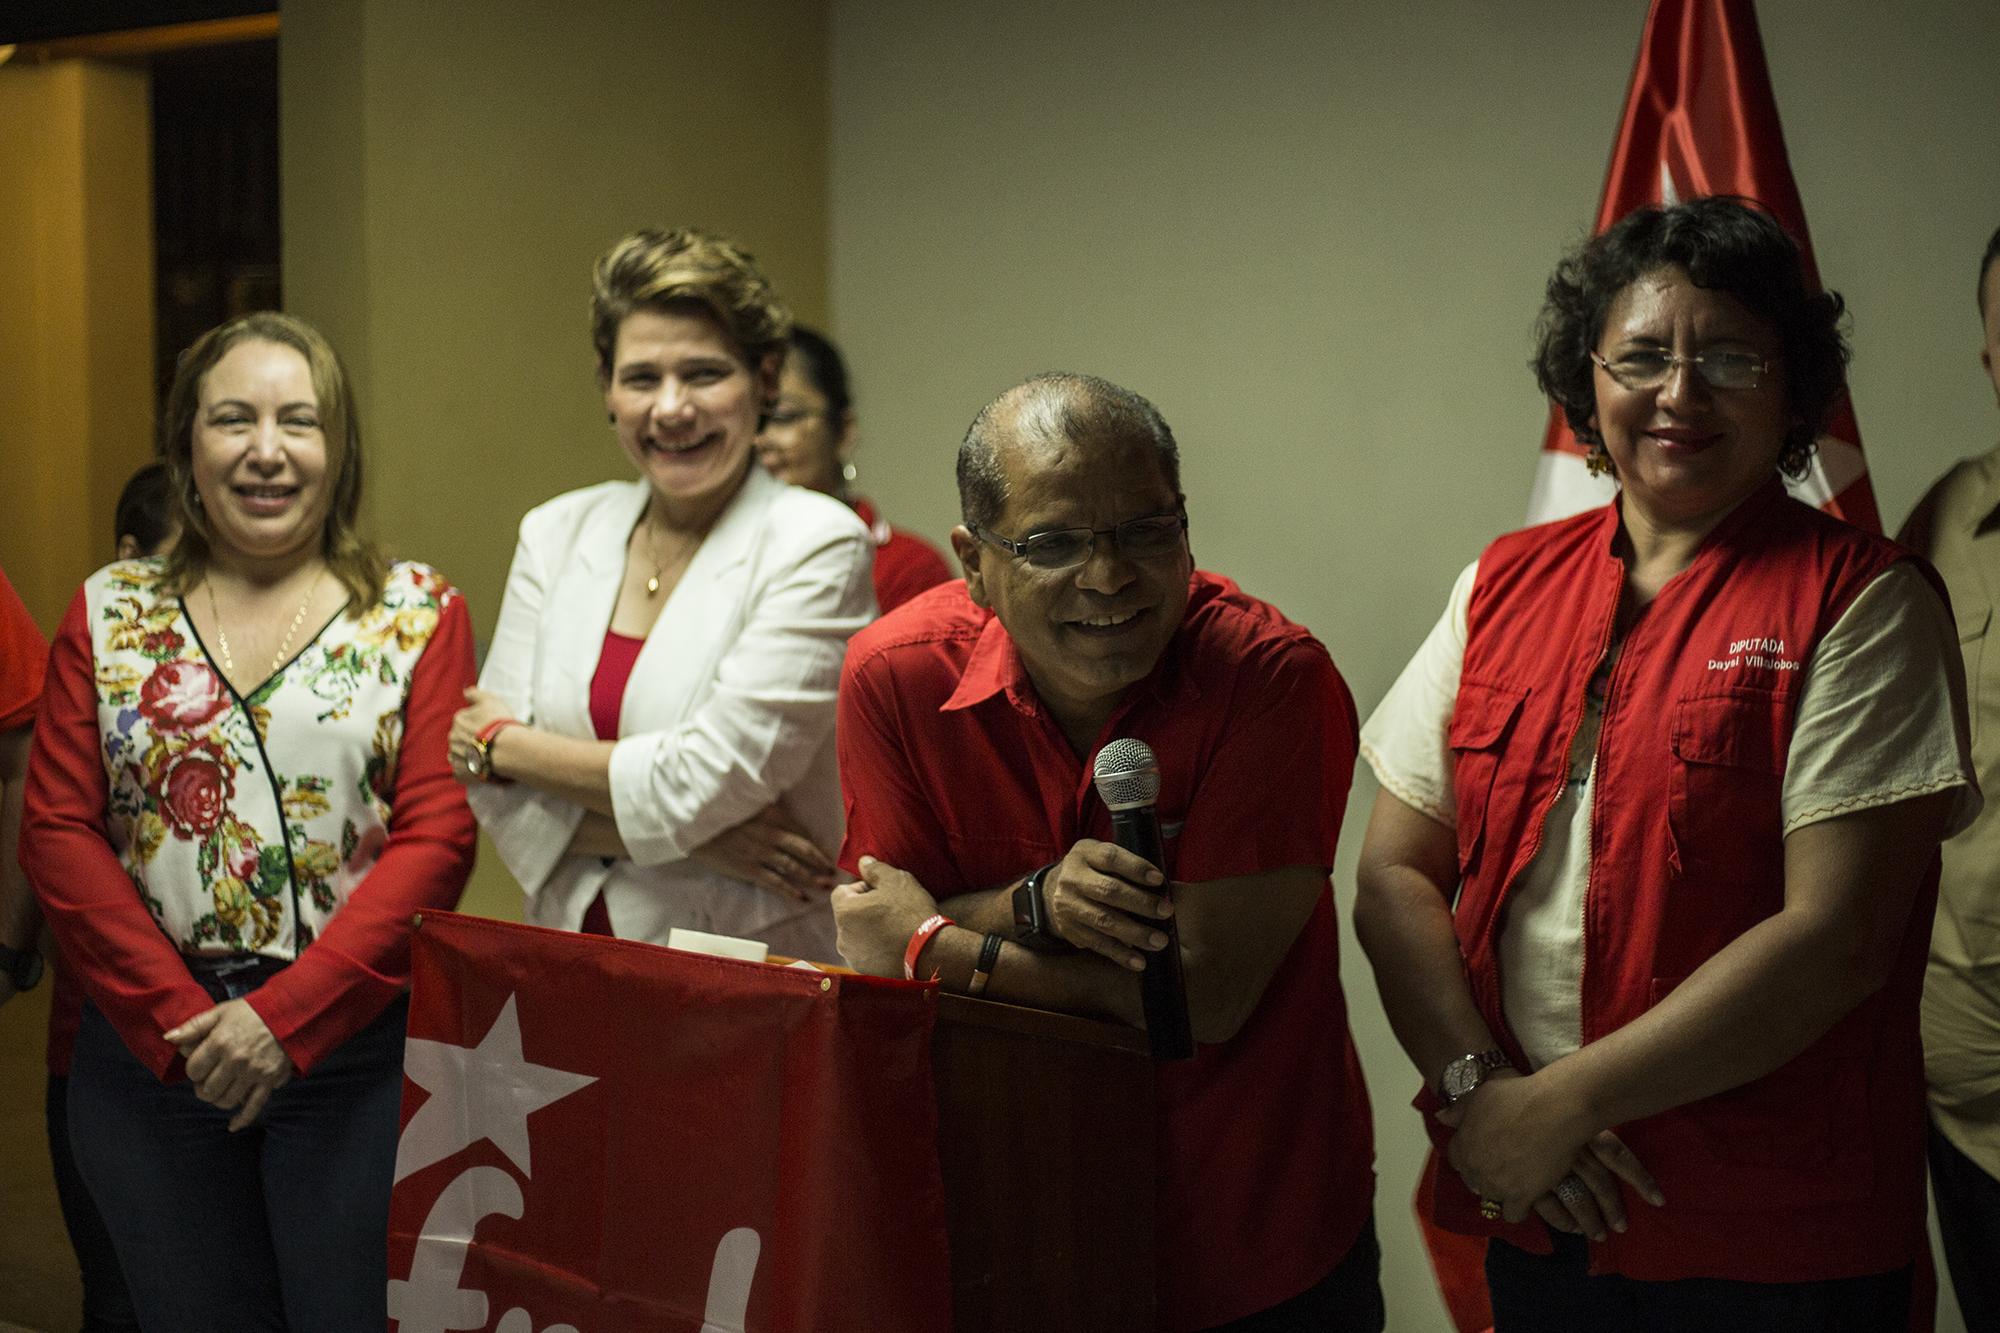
[955,372,1182,530]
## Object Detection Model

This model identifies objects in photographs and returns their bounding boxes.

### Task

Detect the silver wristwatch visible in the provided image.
[1439,1049,1510,1106]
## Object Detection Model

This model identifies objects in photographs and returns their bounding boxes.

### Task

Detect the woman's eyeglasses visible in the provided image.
[1591,348,1774,391]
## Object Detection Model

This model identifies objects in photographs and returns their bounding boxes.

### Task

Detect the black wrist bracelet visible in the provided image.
[968,932,1004,995]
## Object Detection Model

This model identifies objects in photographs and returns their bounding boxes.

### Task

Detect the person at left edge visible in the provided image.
[0,564,47,1012]
[831,373,1380,1331]
[18,312,477,1330]
[452,228,875,957]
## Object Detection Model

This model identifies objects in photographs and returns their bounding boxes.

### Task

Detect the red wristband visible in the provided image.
[903,913,953,982]
[473,717,522,784]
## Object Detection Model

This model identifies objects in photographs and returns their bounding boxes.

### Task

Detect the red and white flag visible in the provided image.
[386,912,953,1332]
[1525,0,1881,534]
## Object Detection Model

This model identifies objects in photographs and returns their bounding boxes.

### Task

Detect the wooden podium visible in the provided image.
[931,992,1157,1332]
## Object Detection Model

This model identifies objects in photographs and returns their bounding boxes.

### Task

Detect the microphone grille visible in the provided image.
[1092,737,1160,811]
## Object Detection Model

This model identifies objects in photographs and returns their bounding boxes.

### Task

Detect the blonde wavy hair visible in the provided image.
[159,312,386,607]
[590,227,792,382]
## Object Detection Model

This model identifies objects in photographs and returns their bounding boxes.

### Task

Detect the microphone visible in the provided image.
[1092,738,1193,1062]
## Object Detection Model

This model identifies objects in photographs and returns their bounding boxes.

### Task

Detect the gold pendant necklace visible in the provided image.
[641,512,699,598]
[643,513,665,596]
[209,567,325,682]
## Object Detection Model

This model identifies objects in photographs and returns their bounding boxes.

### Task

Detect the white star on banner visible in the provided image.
[393,994,597,1184]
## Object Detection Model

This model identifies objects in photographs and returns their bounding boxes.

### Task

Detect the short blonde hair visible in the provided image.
[160,312,387,607]
[590,227,792,377]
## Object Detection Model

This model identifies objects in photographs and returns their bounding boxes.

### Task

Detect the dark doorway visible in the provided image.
[151,36,280,398]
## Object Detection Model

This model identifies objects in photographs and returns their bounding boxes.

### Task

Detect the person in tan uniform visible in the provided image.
[1899,223,2000,1330]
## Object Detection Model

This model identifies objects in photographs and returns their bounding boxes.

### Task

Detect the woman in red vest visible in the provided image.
[754,325,953,613]
[1355,197,1978,1329]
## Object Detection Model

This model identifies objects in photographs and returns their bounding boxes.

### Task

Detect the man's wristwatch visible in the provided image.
[0,941,44,993]
[1438,1049,1511,1106]
[1010,862,1076,954]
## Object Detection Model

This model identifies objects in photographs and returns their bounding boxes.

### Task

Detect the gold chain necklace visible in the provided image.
[641,514,701,598]
[208,567,325,681]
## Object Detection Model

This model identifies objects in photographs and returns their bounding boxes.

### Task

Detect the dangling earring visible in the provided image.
[1584,442,1614,478]
[840,461,858,485]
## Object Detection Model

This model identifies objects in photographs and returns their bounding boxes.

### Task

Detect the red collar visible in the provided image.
[939,583,1209,720]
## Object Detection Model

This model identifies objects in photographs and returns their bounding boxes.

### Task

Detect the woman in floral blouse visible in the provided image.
[20,312,476,1329]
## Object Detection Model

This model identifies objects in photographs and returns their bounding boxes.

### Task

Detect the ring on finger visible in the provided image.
[1555,1173,1589,1208]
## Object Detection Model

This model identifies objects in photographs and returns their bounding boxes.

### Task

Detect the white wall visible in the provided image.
[827,2,2000,1327]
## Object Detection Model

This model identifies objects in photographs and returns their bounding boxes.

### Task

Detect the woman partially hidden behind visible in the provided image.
[1356,197,1977,1330]
[21,312,476,1328]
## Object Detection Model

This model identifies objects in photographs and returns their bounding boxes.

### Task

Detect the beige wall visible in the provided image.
[0,55,157,1332]
[0,59,157,630]
[826,2,2000,1328]
[280,0,830,920]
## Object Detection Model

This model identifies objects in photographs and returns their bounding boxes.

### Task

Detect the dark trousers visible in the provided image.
[1929,1119,2000,1333]
[1202,1217,1385,1332]
[67,993,407,1332]
[1487,1230,1911,1332]
[46,1073,139,1331]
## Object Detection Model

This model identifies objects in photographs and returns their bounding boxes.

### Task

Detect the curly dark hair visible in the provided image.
[1531,196,1849,480]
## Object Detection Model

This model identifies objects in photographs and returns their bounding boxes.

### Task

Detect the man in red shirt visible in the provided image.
[832,373,1380,1331]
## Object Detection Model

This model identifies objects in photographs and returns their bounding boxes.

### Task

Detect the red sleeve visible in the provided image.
[835,645,962,889]
[871,535,954,616]
[0,568,47,730]
[246,593,477,1073]
[21,589,214,1080]
[1175,635,1358,879]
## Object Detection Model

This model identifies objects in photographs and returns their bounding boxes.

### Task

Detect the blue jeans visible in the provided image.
[66,980,408,1332]
[46,1073,139,1331]
[1487,1230,1911,1332]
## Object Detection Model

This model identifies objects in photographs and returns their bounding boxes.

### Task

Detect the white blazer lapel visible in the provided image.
[538,481,648,739]
[620,466,778,735]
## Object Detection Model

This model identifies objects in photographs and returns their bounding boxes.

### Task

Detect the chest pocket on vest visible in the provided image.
[1447,680,1527,880]
[1667,689,1789,920]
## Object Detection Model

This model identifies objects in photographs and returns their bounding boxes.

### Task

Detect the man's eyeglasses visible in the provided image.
[970,510,1188,571]
[1591,348,1774,392]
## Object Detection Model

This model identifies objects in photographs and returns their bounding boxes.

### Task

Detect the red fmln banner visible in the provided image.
[1525,0,1881,534]
[386,912,952,1332]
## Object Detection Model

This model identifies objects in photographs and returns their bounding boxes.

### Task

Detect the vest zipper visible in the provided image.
[1485,564,1622,1043]
[1577,579,1632,1053]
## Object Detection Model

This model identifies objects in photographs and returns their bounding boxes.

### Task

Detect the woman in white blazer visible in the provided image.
[448,228,874,960]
